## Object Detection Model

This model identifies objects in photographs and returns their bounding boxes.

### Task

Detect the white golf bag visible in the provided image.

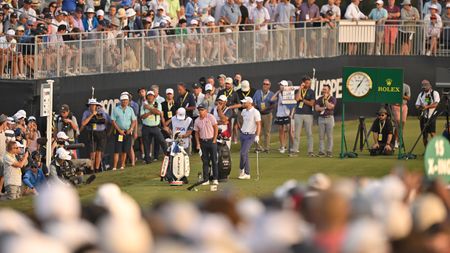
[160,133,190,185]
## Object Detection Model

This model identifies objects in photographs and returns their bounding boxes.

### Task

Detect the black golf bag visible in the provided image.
[217,137,231,181]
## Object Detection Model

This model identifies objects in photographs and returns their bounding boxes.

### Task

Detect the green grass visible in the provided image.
[1,117,445,213]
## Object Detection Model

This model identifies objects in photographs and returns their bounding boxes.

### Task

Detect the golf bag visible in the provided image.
[160,134,190,185]
[217,135,232,181]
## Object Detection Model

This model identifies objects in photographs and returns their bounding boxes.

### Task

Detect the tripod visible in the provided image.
[352,116,371,152]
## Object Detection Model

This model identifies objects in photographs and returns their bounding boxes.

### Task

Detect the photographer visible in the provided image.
[370,108,394,156]
[415,80,440,147]
[55,104,80,158]
[81,98,110,173]
[53,131,93,174]
[50,147,94,186]
[2,141,29,200]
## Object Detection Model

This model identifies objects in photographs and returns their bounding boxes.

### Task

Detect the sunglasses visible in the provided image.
[263,83,270,85]
[378,114,387,117]
[50,5,57,7]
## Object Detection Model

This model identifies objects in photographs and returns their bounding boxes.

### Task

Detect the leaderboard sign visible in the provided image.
[342,67,403,104]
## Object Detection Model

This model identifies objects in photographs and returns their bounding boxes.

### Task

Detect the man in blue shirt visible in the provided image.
[253,78,275,152]
[368,0,388,55]
[111,93,137,170]
[23,162,46,195]
[292,76,316,157]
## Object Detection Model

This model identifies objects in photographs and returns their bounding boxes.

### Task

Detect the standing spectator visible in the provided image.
[56,104,79,147]
[368,0,387,55]
[25,116,40,153]
[194,104,219,185]
[140,90,167,164]
[424,5,442,56]
[19,0,37,22]
[265,0,278,24]
[399,0,419,55]
[111,93,137,170]
[238,97,261,180]
[299,0,321,57]
[217,78,241,110]
[442,3,450,49]
[315,84,336,157]
[217,74,227,93]
[3,141,28,200]
[253,79,274,153]
[370,108,394,155]
[203,84,217,113]
[73,8,86,32]
[3,13,19,36]
[270,80,291,154]
[274,0,294,59]
[151,84,166,104]
[344,0,367,55]
[81,98,110,173]
[161,88,179,122]
[176,82,197,118]
[292,76,315,157]
[221,0,242,28]
[423,0,442,18]
[167,0,181,21]
[238,0,250,32]
[250,0,270,59]
[191,83,205,152]
[186,0,200,23]
[83,8,99,32]
[22,162,46,195]
[391,83,411,149]
[321,0,341,20]
[0,114,7,195]
[212,95,233,149]
[121,91,139,166]
[384,0,400,55]
[415,80,440,147]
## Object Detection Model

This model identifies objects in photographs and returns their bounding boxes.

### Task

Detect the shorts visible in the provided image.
[384,26,398,44]
[274,116,290,125]
[86,131,107,152]
[420,117,436,134]
[114,133,132,153]
[5,185,21,200]
[391,104,408,124]
[399,31,414,42]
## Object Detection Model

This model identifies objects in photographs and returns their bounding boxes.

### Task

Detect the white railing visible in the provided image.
[1,20,449,80]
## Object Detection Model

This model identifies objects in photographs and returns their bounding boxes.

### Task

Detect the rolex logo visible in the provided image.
[386,79,393,86]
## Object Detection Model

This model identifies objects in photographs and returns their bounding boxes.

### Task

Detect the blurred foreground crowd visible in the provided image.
[1,169,450,253]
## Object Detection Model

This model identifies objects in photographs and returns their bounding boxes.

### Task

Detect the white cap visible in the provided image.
[120,94,129,100]
[240,96,253,104]
[86,7,95,13]
[256,0,264,2]
[205,84,213,91]
[27,116,36,121]
[218,94,228,102]
[376,0,383,4]
[447,3,450,8]
[279,80,288,86]
[56,147,72,160]
[166,88,174,94]
[225,28,232,33]
[15,109,26,119]
[6,29,15,36]
[206,16,215,23]
[157,6,165,11]
[307,173,331,191]
[16,141,24,148]
[190,19,198,25]
[56,131,69,140]
[146,90,155,96]
[96,9,104,16]
[225,77,233,84]
[429,4,439,9]
[126,8,136,17]
[7,117,15,124]
[241,80,250,92]
[411,193,447,232]
[87,98,101,106]
[176,107,186,120]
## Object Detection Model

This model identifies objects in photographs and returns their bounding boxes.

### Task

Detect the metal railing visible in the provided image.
[1,20,449,80]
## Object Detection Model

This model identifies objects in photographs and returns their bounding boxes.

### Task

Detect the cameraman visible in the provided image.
[415,80,440,147]
[81,98,110,173]
[55,104,79,158]
[50,147,92,185]
[3,141,29,200]
[370,108,394,156]
[53,131,93,173]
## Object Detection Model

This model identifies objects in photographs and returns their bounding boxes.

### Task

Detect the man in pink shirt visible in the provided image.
[194,104,219,185]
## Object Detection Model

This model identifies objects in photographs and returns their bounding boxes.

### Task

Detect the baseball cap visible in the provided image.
[205,84,213,91]
[86,7,95,13]
[217,74,226,79]
[157,6,165,11]
[6,29,15,36]
[279,80,288,86]
[192,83,201,89]
[205,16,215,23]
[190,19,198,25]
[218,95,227,102]
[27,116,36,121]
[176,107,186,120]
[16,25,25,32]
[225,77,233,84]
[24,0,32,4]
[7,117,15,124]
[429,4,439,10]
[401,0,411,5]
[10,13,17,18]
[56,147,72,160]
[376,0,383,4]
[87,98,102,106]
[56,131,69,140]
[240,97,253,104]
[307,173,331,191]
[146,90,155,96]
[119,94,129,100]
[241,80,250,92]
[165,88,174,94]
[256,0,263,2]
[126,8,136,17]
[197,104,206,110]
[60,104,70,112]
[96,9,105,16]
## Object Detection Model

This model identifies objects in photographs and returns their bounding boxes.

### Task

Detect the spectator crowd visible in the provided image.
[0,0,448,77]
[2,169,450,253]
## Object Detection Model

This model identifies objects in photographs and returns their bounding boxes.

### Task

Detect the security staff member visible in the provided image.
[370,108,394,156]
[141,90,167,164]
[415,79,440,147]
[194,104,219,185]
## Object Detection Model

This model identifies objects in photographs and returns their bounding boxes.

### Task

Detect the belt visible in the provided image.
[320,115,333,118]
[241,132,254,135]
[143,124,159,128]
[201,138,213,142]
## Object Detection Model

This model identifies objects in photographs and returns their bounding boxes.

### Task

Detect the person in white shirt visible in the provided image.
[321,0,341,20]
[424,4,443,56]
[270,80,291,154]
[238,96,261,180]
[344,0,367,55]
[0,29,18,78]
[19,0,37,22]
[169,108,193,149]
[250,0,270,58]
[151,84,166,104]
[3,141,29,200]
[212,95,233,149]
[415,80,440,147]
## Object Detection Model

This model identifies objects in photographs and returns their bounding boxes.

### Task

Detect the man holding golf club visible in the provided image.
[238,97,261,180]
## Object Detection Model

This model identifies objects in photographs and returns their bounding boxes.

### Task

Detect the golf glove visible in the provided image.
[254,136,260,144]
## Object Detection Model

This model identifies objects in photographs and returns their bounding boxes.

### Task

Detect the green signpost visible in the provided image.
[424,136,450,183]
[340,67,404,158]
